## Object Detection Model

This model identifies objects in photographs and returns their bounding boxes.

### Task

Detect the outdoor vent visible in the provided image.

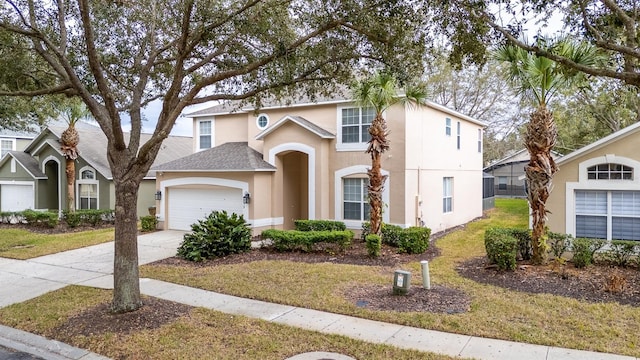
[393,270,411,295]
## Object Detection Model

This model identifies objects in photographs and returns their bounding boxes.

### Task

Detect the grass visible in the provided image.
[0,286,458,360]
[140,199,640,357]
[0,227,114,259]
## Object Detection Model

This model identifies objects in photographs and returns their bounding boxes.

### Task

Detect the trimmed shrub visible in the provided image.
[365,234,381,257]
[261,229,353,252]
[507,228,532,261]
[397,227,431,254]
[603,240,640,267]
[64,211,82,228]
[140,215,158,232]
[177,211,251,262]
[547,232,572,260]
[18,210,59,228]
[484,227,518,270]
[294,220,346,232]
[361,221,407,247]
[62,209,115,227]
[571,238,606,268]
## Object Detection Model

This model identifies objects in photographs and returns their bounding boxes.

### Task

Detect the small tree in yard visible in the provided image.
[351,73,426,237]
[0,1,426,313]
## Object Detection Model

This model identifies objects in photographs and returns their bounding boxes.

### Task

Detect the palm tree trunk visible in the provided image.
[525,106,558,265]
[367,114,390,236]
[65,159,75,212]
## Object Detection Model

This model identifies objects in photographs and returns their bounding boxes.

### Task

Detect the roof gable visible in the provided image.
[0,151,46,179]
[557,121,640,166]
[255,115,335,140]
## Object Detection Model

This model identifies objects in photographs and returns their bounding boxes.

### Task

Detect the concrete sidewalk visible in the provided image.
[1,231,638,360]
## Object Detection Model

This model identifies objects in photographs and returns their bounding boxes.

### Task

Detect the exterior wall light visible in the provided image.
[243,192,251,204]
[155,191,162,200]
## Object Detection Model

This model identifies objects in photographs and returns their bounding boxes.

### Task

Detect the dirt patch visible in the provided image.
[343,284,470,313]
[457,257,640,306]
[53,297,192,338]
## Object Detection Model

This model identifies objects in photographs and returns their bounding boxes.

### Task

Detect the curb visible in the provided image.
[0,325,110,360]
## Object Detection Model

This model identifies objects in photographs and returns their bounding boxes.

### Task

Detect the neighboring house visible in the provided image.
[484,149,561,198]
[153,97,486,235]
[547,121,640,241]
[0,128,38,159]
[482,172,495,211]
[0,121,192,216]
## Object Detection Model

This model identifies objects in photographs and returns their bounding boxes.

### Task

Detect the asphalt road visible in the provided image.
[0,346,42,360]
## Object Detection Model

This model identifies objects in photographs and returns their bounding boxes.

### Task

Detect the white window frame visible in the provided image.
[445,118,451,136]
[196,119,213,151]
[477,129,482,153]
[565,155,640,238]
[334,165,389,229]
[575,190,640,240]
[342,178,369,221]
[256,113,270,130]
[336,105,377,151]
[76,166,99,210]
[0,138,15,158]
[456,122,461,150]
[443,177,453,213]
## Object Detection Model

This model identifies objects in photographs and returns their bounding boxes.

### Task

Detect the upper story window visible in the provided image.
[0,139,15,158]
[587,163,633,180]
[477,129,482,153]
[445,118,451,136]
[256,114,269,130]
[341,107,375,144]
[456,121,461,149]
[198,120,212,150]
[81,169,95,180]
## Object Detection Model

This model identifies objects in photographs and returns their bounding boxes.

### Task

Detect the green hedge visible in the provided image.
[365,234,381,257]
[571,237,606,268]
[140,215,158,232]
[177,211,251,262]
[484,227,518,270]
[62,209,115,228]
[397,227,431,254]
[0,210,60,228]
[261,229,353,252]
[294,219,346,232]
[548,232,573,260]
[603,240,640,267]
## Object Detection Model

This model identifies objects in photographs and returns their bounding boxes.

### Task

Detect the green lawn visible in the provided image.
[0,286,458,360]
[140,199,640,357]
[0,227,114,259]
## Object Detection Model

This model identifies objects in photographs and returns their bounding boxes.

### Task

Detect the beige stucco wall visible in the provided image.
[547,130,640,236]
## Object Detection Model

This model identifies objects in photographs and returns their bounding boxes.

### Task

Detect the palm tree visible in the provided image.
[495,38,601,264]
[60,99,88,213]
[352,72,427,236]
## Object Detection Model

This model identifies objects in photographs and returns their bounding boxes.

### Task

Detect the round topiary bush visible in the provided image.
[177,210,251,262]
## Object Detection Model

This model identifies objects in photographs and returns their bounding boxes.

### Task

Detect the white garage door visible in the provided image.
[168,187,244,231]
[1,184,35,211]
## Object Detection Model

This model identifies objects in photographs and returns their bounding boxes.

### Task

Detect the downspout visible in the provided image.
[416,166,422,226]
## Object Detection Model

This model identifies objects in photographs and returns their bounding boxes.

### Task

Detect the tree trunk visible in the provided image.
[65,159,75,212]
[367,114,390,236]
[111,178,143,313]
[525,106,558,265]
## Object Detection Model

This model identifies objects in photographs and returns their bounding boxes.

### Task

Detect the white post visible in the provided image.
[420,260,431,289]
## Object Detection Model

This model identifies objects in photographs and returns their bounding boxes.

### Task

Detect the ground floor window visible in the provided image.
[343,178,369,221]
[575,190,640,240]
[498,176,507,190]
[79,183,98,209]
[443,177,453,213]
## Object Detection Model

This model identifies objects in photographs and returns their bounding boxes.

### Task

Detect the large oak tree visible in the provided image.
[0,0,427,313]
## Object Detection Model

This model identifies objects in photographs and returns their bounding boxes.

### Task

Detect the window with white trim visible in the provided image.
[1,139,14,158]
[477,129,482,153]
[256,114,269,130]
[443,177,453,213]
[445,118,451,136]
[198,120,212,150]
[587,163,633,180]
[456,122,461,149]
[343,178,370,220]
[575,190,640,240]
[341,107,375,144]
[77,168,98,210]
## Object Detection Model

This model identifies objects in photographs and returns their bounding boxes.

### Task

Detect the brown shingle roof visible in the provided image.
[152,142,276,172]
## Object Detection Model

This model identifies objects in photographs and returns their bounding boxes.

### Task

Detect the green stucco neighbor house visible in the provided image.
[0,121,192,217]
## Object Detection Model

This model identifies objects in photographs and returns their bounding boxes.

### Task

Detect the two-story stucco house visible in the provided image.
[153,96,486,235]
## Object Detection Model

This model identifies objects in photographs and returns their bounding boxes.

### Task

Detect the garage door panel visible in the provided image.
[1,184,35,212]
[168,187,244,231]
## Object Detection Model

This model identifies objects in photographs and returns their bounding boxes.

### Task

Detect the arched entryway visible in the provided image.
[269,143,315,230]
[42,158,61,211]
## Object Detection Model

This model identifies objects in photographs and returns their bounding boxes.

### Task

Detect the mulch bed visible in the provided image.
[457,257,640,306]
[0,222,114,234]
